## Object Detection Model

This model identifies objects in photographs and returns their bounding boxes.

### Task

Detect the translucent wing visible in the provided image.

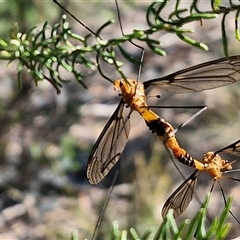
[144,55,240,93]
[215,139,240,154]
[162,170,200,219]
[87,100,131,185]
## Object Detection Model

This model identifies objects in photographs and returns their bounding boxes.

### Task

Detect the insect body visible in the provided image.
[87,56,240,185]
[115,79,205,169]
[162,139,240,219]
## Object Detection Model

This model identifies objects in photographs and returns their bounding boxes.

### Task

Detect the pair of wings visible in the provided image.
[162,139,240,219]
[87,55,240,185]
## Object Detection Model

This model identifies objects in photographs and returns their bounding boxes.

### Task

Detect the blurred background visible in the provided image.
[0,0,240,239]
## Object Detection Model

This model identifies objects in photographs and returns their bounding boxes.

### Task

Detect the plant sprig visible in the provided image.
[74,194,232,240]
[0,0,239,92]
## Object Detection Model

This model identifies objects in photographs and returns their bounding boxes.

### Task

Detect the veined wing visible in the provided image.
[87,100,131,185]
[144,55,240,93]
[162,170,200,219]
[215,139,240,154]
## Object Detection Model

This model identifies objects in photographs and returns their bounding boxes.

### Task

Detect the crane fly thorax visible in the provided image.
[114,79,147,111]
[202,152,232,179]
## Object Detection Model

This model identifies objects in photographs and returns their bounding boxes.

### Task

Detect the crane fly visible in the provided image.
[162,139,240,221]
[87,55,240,185]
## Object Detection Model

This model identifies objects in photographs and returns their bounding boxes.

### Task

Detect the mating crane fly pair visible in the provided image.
[87,55,240,186]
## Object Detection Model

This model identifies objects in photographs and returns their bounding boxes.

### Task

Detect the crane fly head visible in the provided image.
[202,152,233,179]
[114,79,138,96]
[114,79,147,110]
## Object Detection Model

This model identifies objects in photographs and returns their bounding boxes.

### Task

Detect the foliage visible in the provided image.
[0,0,239,93]
[71,194,232,240]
